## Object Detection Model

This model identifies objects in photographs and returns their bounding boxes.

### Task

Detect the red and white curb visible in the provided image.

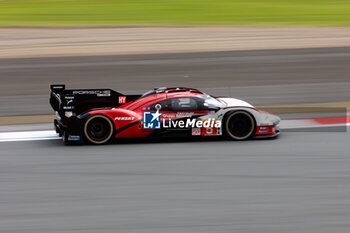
[0,117,349,142]
[280,117,350,129]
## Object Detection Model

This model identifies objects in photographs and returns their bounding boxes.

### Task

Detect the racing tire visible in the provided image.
[83,115,114,145]
[224,111,256,140]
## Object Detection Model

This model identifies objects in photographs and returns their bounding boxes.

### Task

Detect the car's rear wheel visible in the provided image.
[225,111,256,140]
[84,115,114,145]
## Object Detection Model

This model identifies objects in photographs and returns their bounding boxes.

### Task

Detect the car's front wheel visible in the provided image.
[225,111,256,140]
[83,115,114,144]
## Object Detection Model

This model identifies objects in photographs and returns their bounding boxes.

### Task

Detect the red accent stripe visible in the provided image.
[256,125,276,135]
[312,117,350,125]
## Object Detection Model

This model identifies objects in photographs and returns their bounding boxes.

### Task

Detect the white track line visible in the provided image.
[0,121,348,142]
[280,119,350,129]
[281,123,350,129]
[0,130,59,142]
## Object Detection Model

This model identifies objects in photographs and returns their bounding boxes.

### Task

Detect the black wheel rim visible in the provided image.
[228,113,253,138]
[86,118,111,142]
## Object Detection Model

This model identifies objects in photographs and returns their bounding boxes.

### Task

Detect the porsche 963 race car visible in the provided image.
[50,85,280,145]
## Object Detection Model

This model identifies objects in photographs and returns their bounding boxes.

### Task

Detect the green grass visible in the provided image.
[1,0,350,26]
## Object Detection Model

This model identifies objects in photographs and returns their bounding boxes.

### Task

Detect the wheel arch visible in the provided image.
[220,107,261,126]
[82,113,116,144]
[221,108,258,140]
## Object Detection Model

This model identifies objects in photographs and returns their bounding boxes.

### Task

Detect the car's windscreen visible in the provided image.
[140,90,156,98]
[200,95,226,109]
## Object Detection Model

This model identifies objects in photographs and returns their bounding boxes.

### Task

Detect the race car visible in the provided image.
[50,85,280,145]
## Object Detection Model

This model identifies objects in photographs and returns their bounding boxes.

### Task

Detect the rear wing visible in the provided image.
[50,84,140,116]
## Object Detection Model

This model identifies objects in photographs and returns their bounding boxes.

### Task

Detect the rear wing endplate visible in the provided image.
[50,84,140,115]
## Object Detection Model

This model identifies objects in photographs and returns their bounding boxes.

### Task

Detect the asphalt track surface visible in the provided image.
[0,131,350,233]
[1,47,350,115]
[1,46,350,232]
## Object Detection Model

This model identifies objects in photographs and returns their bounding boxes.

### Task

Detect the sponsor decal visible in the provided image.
[64,96,74,105]
[143,110,161,129]
[192,128,201,136]
[162,113,176,119]
[258,126,275,134]
[143,110,221,132]
[176,112,194,117]
[163,118,221,129]
[161,112,199,120]
[114,116,135,121]
[72,90,111,97]
[65,111,73,118]
[119,96,127,104]
[259,126,270,133]
[63,106,74,110]
[68,135,80,141]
